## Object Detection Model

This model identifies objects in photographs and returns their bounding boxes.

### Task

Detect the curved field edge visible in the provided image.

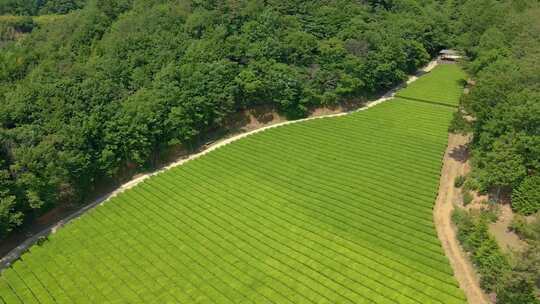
[0,65,468,304]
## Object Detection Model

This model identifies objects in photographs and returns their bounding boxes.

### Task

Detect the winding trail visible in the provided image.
[0,61,439,270]
[434,133,490,304]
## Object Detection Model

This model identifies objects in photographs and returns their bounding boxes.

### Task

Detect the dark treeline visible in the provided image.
[455,0,540,216]
[451,1,540,302]
[0,0,86,15]
[0,0,456,238]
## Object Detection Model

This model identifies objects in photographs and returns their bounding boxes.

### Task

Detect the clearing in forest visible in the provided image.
[0,65,467,304]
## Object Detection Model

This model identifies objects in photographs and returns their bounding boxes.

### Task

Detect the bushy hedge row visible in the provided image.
[0,0,86,15]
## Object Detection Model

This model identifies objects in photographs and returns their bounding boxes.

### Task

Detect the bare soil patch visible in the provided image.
[488,204,527,253]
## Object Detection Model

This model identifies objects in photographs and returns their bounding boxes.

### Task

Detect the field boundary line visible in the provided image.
[0,60,438,271]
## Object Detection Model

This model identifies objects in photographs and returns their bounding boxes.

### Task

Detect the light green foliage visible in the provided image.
[512,176,540,215]
[0,66,467,303]
[510,214,540,241]
[396,64,467,107]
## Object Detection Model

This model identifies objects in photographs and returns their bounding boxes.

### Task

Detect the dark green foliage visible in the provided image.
[0,156,23,238]
[0,195,22,239]
[497,274,540,304]
[457,0,540,207]
[512,176,540,215]
[0,0,86,15]
[452,209,510,291]
[474,238,510,291]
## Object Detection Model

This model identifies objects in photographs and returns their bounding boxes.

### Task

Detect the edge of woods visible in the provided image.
[434,133,491,304]
[0,59,438,271]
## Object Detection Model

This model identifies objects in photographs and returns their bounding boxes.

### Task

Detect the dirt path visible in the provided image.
[0,61,439,271]
[434,133,490,304]
[489,204,527,253]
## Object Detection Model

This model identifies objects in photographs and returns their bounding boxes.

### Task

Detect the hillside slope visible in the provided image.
[0,65,467,304]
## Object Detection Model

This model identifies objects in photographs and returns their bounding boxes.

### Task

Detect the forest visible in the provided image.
[448,1,540,302]
[0,0,85,15]
[455,0,540,217]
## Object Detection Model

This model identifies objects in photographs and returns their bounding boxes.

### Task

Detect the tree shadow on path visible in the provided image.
[449,144,469,163]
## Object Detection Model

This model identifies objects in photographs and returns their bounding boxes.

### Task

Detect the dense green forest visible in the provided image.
[455,0,540,216]
[0,0,456,238]
[0,0,86,15]
[450,2,540,302]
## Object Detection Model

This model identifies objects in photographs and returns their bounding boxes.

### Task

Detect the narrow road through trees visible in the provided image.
[434,133,490,304]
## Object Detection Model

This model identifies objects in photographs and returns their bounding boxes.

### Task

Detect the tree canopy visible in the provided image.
[0,0,86,15]
[455,0,540,217]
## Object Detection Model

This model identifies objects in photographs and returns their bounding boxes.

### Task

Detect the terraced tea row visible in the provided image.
[396,64,466,107]
[0,66,467,303]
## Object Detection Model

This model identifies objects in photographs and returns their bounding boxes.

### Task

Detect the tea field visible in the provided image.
[0,65,467,303]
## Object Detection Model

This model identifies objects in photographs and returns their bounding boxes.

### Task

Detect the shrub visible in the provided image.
[462,191,474,206]
[448,110,471,134]
[497,274,540,304]
[452,209,511,293]
[512,176,540,215]
[452,208,476,245]
[463,177,481,192]
[454,175,466,188]
[473,238,510,291]
[510,215,530,239]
